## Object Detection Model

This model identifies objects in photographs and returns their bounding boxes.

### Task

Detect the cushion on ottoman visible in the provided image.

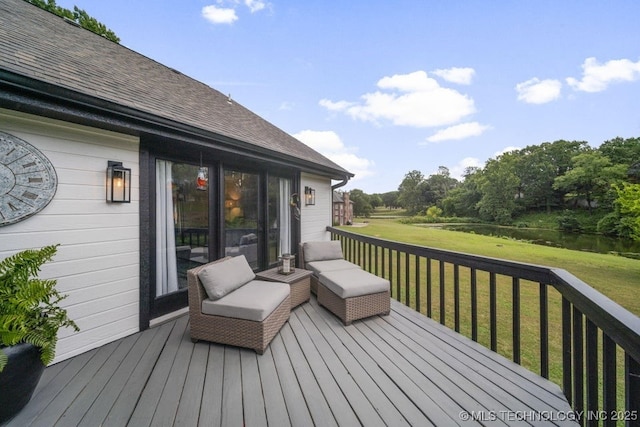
[201,280,289,322]
[306,259,362,276]
[319,269,390,299]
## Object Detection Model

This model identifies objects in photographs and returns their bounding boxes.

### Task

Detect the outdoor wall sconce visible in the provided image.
[304,186,316,205]
[106,161,131,203]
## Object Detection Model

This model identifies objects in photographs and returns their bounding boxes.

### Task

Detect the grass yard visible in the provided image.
[347,218,640,315]
[338,218,639,415]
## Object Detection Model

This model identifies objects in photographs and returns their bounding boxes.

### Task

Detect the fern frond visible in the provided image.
[0,244,79,371]
[0,351,7,371]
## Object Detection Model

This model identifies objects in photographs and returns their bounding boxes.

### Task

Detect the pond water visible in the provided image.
[424,224,640,256]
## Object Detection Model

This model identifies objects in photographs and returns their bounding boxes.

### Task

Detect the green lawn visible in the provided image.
[345,218,640,316]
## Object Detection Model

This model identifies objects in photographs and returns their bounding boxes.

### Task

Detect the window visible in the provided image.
[155,160,209,297]
[224,170,260,269]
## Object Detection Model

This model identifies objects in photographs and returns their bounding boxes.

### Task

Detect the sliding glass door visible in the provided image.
[155,160,209,302]
[147,154,296,321]
[224,170,260,269]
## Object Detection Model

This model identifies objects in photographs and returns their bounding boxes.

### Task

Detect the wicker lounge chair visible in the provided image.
[187,256,290,354]
[301,241,390,325]
[299,241,362,294]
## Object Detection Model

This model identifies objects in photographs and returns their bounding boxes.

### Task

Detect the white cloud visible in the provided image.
[516,78,562,104]
[318,99,355,112]
[448,157,483,181]
[494,146,521,158]
[566,57,640,92]
[245,0,266,13]
[202,1,269,24]
[293,130,375,180]
[202,5,238,24]
[432,67,475,85]
[377,70,440,92]
[320,70,476,128]
[425,122,491,143]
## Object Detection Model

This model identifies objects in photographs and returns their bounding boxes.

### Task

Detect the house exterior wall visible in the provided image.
[333,201,345,226]
[0,108,140,364]
[300,172,332,243]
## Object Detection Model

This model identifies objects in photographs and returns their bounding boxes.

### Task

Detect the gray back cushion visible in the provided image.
[198,255,255,300]
[303,240,344,262]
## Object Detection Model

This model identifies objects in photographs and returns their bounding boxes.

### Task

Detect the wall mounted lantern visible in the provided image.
[106,161,131,203]
[304,186,315,205]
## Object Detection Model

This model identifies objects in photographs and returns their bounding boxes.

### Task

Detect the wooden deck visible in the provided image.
[6,298,576,426]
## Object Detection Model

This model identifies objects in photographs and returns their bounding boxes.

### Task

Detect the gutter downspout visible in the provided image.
[331,175,351,191]
[331,175,352,227]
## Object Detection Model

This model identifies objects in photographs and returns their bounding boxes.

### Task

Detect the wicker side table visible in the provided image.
[256,267,312,308]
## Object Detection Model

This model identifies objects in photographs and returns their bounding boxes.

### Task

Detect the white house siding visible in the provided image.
[300,172,332,243]
[0,109,140,364]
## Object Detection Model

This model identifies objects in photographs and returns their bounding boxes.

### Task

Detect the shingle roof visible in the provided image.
[0,0,352,179]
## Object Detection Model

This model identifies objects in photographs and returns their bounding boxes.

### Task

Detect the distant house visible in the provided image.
[629,161,640,183]
[0,0,352,364]
[333,191,353,225]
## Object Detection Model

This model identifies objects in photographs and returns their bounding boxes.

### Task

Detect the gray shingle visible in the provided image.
[0,0,352,178]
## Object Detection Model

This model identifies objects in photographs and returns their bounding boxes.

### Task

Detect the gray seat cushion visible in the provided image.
[201,280,290,322]
[197,255,255,300]
[306,259,361,276]
[319,269,390,299]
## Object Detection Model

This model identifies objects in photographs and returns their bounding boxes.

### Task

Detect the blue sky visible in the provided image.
[57,0,640,194]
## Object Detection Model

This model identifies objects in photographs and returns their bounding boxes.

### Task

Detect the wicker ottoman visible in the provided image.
[317,268,390,325]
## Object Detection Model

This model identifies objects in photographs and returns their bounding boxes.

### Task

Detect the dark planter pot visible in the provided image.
[0,343,45,423]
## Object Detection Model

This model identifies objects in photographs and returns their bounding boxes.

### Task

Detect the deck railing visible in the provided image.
[327,226,640,426]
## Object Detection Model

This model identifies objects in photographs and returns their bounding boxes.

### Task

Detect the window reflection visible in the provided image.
[156,161,209,296]
[268,176,292,266]
[224,171,259,269]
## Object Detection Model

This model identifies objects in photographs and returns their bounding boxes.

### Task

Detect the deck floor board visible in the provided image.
[5,296,576,426]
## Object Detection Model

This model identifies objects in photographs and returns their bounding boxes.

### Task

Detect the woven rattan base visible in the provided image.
[310,274,320,295]
[255,268,311,308]
[289,277,310,307]
[187,260,290,354]
[317,282,390,326]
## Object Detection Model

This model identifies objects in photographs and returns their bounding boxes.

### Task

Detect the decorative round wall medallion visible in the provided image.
[0,131,58,226]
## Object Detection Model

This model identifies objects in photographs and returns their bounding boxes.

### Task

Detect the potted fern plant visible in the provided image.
[0,245,79,423]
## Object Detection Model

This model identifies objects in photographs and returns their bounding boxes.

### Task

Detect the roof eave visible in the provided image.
[0,70,353,181]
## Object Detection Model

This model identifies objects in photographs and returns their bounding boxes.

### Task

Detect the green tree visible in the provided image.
[553,150,627,212]
[25,0,120,43]
[369,194,383,209]
[598,137,640,167]
[381,191,400,209]
[425,206,443,219]
[614,183,640,240]
[476,155,520,223]
[514,143,569,212]
[397,170,426,215]
[348,189,373,218]
[423,166,459,208]
[441,166,482,217]
[541,140,590,206]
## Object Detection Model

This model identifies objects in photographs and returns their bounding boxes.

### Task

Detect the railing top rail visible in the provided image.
[550,268,640,362]
[327,226,640,363]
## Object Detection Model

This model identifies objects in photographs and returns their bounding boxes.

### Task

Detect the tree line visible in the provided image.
[24,0,120,43]
[346,137,640,241]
